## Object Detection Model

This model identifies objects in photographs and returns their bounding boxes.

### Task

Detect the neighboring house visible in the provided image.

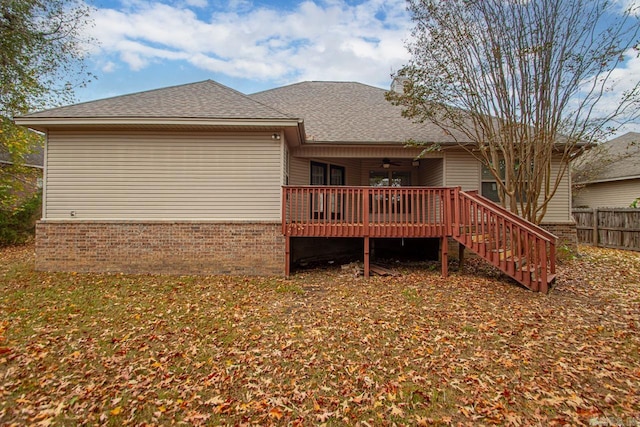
[15,79,574,292]
[573,132,640,208]
[0,143,44,207]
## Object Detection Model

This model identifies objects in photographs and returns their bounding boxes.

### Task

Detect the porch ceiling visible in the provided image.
[290,145,444,158]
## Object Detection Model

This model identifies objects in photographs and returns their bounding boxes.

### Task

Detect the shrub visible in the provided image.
[0,190,42,246]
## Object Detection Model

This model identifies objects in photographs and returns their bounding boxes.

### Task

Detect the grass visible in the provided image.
[0,244,639,425]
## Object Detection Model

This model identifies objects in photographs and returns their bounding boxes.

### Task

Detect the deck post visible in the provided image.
[440,237,448,278]
[363,187,370,236]
[458,243,465,271]
[364,236,370,279]
[453,187,461,237]
[284,236,291,278]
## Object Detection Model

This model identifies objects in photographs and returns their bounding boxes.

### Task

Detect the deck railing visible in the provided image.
[282,185,557,293]
[454,189,556,293]
[282,186,451,238]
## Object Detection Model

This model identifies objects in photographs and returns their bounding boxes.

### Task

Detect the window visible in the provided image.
[481,161,505,203]
[369,170,412,213]
[481,160,532,204]
[310,162,345,186]
[369,170,411,187]
[310,161,345,219]
[311,161,327,185]
[330,165,345,185]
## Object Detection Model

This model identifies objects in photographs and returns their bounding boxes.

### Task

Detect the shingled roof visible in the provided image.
[574,132,640,184]
[19,80,293,120]
[17,79,462,145]
[0,144,44,168]
[250,81,459,144]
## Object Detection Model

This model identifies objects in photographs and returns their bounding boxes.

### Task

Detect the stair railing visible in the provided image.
[454,188,557,293]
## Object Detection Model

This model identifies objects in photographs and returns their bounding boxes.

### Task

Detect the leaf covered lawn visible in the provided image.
[1,244,639,426]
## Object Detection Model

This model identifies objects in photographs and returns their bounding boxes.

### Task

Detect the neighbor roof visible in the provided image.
[574,132,640,184]
[0,143,44,169]
[17,80,295,121]
[250,81,461,144]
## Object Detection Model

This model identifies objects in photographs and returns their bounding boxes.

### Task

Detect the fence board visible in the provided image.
[573,208,640,251]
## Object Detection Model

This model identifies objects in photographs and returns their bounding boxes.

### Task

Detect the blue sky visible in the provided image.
[78,0,412,101]
[76,0,639,133]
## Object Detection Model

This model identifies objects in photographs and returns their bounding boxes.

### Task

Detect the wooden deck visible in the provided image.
[282,186,451,238]
[282,186,557,293]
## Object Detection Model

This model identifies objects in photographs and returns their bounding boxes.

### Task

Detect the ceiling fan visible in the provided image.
[381,158,401,169]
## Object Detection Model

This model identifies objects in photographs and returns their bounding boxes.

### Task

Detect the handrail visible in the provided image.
[456,189,556,292]
[282,186,556,292]
[282,186,451,238]
[462,190,557,243]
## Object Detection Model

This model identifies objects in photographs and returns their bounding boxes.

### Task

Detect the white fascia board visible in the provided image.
[14,117,302,128]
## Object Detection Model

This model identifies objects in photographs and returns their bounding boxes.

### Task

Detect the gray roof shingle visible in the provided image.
[20,80,293,120]
[19,79,464,144]
[574,132,640,184]
[250,81,459,143]
[0,143,44,168]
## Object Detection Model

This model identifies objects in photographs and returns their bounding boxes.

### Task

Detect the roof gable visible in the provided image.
[20,80,293,120]
[574,132,640,184]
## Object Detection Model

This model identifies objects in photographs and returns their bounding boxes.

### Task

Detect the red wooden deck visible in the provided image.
[282,186,557,293]
[282,186,451,238]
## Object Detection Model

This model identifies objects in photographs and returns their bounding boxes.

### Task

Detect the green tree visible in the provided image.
[388,0,640,224]
[1,0,93,209]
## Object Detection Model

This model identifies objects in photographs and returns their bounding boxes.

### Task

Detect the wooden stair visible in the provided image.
[452,190,557,293]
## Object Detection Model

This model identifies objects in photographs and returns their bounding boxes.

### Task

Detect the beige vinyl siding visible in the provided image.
[340,159,361,186]
[573,178,640,208]
[292,145,439,159]
[282,142,289,185]
[289,157,309,186]
[418,158,444,186]
[443,150,480,190]
[45,130,282,220]
[540,157,572,223]
[441,150,571,222]
[289,157,361,185]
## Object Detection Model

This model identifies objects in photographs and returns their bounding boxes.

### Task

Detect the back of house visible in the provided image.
[15,79,575,286]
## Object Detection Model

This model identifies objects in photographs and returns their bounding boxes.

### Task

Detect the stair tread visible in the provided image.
[452,202,555,293]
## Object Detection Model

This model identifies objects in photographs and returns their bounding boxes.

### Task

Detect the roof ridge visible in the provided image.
[250,80,387,96]
[22,80,218,117]
[217,81,296,119]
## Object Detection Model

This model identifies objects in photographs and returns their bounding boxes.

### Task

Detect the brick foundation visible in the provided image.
[447,222,578,260]
[36,221,285,275]
[540,222,578,255]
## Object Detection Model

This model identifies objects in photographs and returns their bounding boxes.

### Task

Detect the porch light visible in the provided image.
[412,160,420,167]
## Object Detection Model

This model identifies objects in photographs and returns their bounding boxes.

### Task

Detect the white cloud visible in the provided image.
[614,0,640,16]
[577,48,640,132]
[185,0,208,7]
[101,61,117,72]
[86,0,412,88]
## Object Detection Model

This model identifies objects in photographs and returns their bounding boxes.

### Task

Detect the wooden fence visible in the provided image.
[573,208,640,251]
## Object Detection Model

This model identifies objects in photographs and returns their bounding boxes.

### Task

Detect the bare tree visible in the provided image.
[1,0,93,210]
[388,0,640,224]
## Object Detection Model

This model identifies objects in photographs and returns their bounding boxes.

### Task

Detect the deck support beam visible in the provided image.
[458,243,465,271]
[440,237,448,278]
[284,236,291,278]
[364,237,370,279]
